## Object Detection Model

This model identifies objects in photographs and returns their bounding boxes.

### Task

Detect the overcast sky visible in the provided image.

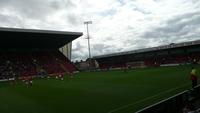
[0,0,200,61]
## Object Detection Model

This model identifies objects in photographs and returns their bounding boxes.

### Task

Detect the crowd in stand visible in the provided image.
[145,55,200,67]
[0,60,17,79]
[98,54,200,69]
[0,51,76,80]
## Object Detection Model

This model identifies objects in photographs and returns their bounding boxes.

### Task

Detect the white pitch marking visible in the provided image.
[108,83,190,113]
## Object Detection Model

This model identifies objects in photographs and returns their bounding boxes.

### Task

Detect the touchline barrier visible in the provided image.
[135,84,200,113]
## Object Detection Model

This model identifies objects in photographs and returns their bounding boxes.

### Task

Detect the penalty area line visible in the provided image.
[107,83,190,113]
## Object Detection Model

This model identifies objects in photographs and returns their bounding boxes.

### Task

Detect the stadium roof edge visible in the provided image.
[93,39,200,59]
[0,27,83,49]
[0,27,83,36]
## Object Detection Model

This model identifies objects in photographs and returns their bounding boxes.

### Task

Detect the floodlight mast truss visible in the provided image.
[84,21,92,68]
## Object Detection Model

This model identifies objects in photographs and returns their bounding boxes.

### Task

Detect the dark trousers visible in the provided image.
[192,80,197,88]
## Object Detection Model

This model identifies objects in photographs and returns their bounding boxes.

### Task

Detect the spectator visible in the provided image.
[190,67,198,89]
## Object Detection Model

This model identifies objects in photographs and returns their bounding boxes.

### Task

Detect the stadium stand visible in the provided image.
[0,27,82,80]
[93,40,200,69]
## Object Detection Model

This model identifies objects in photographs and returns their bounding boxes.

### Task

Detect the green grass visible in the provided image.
[0,65,199,113]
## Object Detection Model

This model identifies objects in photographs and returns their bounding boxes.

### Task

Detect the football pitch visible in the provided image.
[0,65,199,113]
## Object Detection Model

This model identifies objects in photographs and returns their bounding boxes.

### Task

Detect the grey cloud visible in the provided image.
[0,0,81,29]
[50,0,76,10]
[103,45,120,54]
[92,44,105,53]
[72,42,85,51]
[122,38,151,51]
[118,0,126,6]
[53,1,80,26]
[98,9,117,17]
[72,41,89,60]
[91,44,122,57]
[142,11,200,43]
[103,37,114,41]
[166,12,200,26]
[133,6,151,15]
[72,51,88,61]
[192,0,200,3]
[0,13,25,27]
[66,13,81,25]
[0,0,51,19]
[0,0,76,20]
[129,2,151,15]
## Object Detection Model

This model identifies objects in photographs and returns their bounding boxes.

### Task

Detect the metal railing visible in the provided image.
[135,84,200,113]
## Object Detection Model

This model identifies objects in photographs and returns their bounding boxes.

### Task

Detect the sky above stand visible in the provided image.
[0,0,200,61]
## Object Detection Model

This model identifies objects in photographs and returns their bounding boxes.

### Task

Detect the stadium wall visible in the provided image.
[59,42,72,60]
